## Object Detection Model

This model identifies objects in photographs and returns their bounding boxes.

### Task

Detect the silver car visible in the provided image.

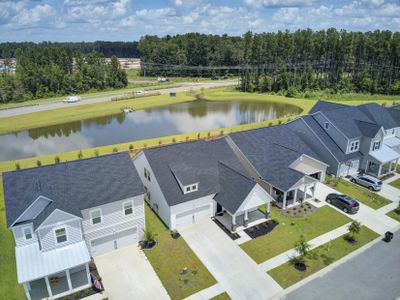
[351,174,382,191]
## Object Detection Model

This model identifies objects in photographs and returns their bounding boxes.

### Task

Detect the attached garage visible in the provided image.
[174,204,212,228]
[90,227,138,256]
[339,159,360,177]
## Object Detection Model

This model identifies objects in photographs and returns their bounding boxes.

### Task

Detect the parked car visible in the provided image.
[134,89,145,95]
[63,96,81,103]
[326,193,360,214]
[351,174,382,191]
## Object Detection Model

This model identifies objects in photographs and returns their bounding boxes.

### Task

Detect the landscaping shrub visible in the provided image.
[129,144,134,150]
[112,147,118,153]
[77,150,83,159]
[36,160,42,167]
[94,149,99,156]
[15,163,20,170]
[54,156,60,163]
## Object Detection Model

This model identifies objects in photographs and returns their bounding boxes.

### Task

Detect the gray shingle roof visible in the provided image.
[3,152,144,228]
[229,124,322,191]
[213,162,256,215]
[143,138,250,207]
[358,103,400,130]
[169,162,199,186]
[309,100,349,114]
[355,120,382,138]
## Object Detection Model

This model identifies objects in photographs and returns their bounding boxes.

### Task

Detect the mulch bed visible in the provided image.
[380,173,395,181]
[212,217,241,240]
[244,220,279,239]
[279,203,317,218]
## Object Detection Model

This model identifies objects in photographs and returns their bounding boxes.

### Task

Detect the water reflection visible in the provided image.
[0,99,302,161]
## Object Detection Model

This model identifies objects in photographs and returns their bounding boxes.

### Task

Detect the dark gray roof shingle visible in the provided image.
[213,162,256,215]
[143,138,250,207]
[3,152,144,228]
[169,162,199,186]
[309,100,349,114]
[358,103,400,130]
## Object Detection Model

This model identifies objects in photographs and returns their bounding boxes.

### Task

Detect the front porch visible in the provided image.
[26,264,91,300]
[366,145,399,178]
[215,207,270,233]
[271,179,317,209]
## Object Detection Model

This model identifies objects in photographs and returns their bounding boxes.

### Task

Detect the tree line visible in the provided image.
[0,47,127,103]
[0,41,140,59]
[139,30,400,94]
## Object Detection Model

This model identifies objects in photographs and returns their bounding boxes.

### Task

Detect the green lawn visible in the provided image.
[389,178,400,189]
[0,179,26,300]
[386,209,400,222]
[210,292,231,300]
[240,205,351,264]
[144,205,216,300]
[267,226,379,288]
[326,176,392,209]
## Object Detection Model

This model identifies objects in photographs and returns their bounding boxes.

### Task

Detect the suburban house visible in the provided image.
[134,138,274,232]
[3,153,145,300]
[133,126,328,232]
[288,101,400,178]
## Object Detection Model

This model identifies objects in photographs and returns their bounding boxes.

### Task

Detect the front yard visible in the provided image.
[325,176,391,209]
[240,205,351,264]
[144,204,216,300]
[389,178,400,189]
[0,180,25,300]
[386,208,400,222]
[267,226,379,288]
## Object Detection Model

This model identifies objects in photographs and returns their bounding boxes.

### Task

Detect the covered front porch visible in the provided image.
[17,241,92,300]
[366,144,400,178]
[270,176,317,209]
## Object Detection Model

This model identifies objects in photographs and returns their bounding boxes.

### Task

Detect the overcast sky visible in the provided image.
[0,0,399,42]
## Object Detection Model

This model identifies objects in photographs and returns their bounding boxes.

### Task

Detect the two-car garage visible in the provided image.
[90,227,138,257]
[174,204,212,228]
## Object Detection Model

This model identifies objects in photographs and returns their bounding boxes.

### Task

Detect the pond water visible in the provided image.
[0,99,302,161]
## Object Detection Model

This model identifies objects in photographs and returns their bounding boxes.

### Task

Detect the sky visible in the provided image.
[0,0,399,42]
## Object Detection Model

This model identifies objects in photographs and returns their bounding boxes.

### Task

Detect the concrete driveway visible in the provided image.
[179,219,282,300]
[314,182,398,234]
[94,245,169,300]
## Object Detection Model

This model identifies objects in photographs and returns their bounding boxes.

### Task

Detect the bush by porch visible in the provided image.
[267,226,379,288]
[240,205,351,264]
[325,175,391,209]
[143,204,216,300]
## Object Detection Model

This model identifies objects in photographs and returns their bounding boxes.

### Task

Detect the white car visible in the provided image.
[63,96,81,103]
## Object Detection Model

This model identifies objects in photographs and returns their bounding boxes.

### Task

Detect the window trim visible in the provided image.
[54,226,68,244]
[372,140,380,151]
[123,200,134,216]
[90,208,102,225]
[349,140,360,153]
[185,186,191,192]
[22,226,33,240]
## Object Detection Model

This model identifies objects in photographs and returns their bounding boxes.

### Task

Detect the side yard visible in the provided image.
[240,205,351,264]
[267,226,379,288]
[144,204,217,300]
[0,179,25,300]
[325,176,391,209]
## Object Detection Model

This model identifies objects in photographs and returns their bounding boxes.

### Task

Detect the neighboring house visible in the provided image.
[228,124,328,209]
[133,138,274,232]
[289,100,400,178]
[3,153,145,300]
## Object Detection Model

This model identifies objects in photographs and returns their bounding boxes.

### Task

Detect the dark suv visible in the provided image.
[326,193,360,214]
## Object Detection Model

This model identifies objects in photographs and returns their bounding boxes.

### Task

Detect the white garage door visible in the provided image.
[175,205,211,228]
[339,159,360,177]
[90,227,138,256]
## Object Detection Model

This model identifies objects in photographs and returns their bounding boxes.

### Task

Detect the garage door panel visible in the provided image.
[90,226,138,256]
[175,204,211,228]
[115,228,138,249]
[91,235,115,257]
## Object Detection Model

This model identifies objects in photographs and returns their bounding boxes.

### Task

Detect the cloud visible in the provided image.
[245,0,315,8]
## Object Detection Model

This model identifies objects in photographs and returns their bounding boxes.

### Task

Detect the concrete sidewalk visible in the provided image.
[259,223,350,272]
[183,283,224,300]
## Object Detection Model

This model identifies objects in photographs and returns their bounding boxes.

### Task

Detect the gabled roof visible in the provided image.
[169,161,199,186]
[309,100,349,114]
[213,162,256,215]
[3,152,144,228]
[358,103,400,130]
[143,138,250,207]
[355,120,382,138]
[229,124,323,191]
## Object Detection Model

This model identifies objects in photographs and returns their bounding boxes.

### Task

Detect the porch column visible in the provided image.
[66,269,73,291]
[389,161,394,172]
[395,159,399,172]
[268,184,272,195]
[378,164,383,177]
[265,202,271,219]
[86,263,91,285]
[44,276,53,298]
[244,210,248,227]
[303,185,307,202]
[23,283,32,300]
[231,214,237,232]
[282,191,287,209]
[312,182,316,199]
[293,189,298,204]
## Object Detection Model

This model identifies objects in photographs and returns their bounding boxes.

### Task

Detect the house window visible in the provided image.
[23,227,32,240]
[349,140,359,152]
[55,228,67,244]
[186,186,191,192]
[91,209,102,225]
[191,184,197,191]
[373,141,381,151]
[123,201,133,216]
[144,168,151,181]
[324,122,330,130]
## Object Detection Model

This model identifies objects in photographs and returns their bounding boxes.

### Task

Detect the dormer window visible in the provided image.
[324,122,330,130]
[373,141,381,151]
[23,227,32,240]
[184,183,198,194]
[349,140,360,153]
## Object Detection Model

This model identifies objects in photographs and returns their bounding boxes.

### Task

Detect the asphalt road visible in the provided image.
[284,230,400,300]
[0,80,237,119]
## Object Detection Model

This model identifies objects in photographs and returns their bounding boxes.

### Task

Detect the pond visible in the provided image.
[0,99,302,161]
